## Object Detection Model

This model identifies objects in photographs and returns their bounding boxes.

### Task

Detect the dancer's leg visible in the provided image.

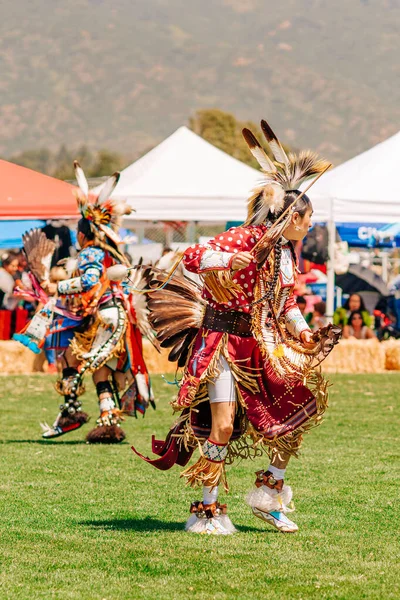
[210,400,236,444]
[184,357,237,534]
[86,365,126,444]
[41,347,88,439]
[247,449,298,533]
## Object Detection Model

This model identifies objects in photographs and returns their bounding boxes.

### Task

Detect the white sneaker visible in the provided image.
[246,483,298,533]
[252,507,298,533]
[185,502,237,535]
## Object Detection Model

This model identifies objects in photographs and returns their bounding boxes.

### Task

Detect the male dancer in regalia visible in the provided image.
[133,120,340,533]
[15,163,156,443]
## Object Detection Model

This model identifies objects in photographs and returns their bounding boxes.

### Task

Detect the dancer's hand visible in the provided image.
[41,280,57,295]
[231,252,253,271]
[300,329,317,348]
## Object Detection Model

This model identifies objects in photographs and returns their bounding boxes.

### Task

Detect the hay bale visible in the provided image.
[0,340,43,374]
[0,339,175,376]
[5,336,396,376]
[382,340,400,371]
[142,338,176,374]
[322,339,385,373]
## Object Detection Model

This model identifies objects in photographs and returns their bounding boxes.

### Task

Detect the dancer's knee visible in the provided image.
[211,420,234,444]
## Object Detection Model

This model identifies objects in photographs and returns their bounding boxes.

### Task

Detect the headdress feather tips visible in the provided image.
[73,161,131,264]
[242,120,330,225]
[73,161,131,235]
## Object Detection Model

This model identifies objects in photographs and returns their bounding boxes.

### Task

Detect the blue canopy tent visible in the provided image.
[336,222,400,248]
[0,220,45,250]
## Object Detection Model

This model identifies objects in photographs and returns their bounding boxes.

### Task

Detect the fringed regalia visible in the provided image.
[15,164,156,442]
[134,228,338,474]
[133,119,340,534]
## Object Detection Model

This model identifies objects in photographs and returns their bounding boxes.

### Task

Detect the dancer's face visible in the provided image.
[283,207,313,242]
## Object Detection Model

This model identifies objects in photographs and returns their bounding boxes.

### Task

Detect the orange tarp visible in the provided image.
[0,160,77,219]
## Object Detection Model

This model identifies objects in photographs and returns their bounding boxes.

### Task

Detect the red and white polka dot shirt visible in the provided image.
[184,225,309,339]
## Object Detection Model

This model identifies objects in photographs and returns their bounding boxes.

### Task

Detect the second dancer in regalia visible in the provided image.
[15,163,156,443]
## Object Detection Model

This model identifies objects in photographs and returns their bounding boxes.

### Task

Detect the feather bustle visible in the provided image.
[142,270,205,364]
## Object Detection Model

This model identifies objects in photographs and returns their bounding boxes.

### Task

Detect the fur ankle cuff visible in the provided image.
[246,483,294,514]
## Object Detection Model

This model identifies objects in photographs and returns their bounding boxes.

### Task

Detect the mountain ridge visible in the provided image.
[0,0,399,166]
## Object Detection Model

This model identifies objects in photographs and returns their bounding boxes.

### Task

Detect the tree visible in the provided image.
[52,145,75,180]
[88,149,125,177]
[189,108,291,169]
[8,148,53,175]
[7,145,125,180]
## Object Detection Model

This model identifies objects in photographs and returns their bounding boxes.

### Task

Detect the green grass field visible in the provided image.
[0,373,399,600]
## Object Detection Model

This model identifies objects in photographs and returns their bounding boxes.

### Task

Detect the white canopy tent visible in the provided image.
[108,125,399,314]
[111,126,260,223]
[303,130,400,316]
[306,129,400,223]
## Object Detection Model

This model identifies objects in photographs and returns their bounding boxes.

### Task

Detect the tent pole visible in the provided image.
[326,197,336,320]
[137,224,145,244]
[381,251,388,283]
[186,221,196,244]
[165,225,173,247]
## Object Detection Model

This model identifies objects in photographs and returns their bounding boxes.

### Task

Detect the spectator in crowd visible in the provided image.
[333,293,373,328]
[343,311,376,340]
[0,252,20,310]
[41,222,73,266]
[306,301,328,331]
[14,251,28,287]
[388,274,400,332]
[14,250,38,317]
[296,295,307,316]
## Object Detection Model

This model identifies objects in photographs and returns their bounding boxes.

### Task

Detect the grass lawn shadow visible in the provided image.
[80,516,185,532]
[3,439,89,445]
[3,439,130,445]
[235,524,274,533]
[80,516,268,534]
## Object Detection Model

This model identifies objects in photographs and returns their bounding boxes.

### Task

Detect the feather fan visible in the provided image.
[125,264,161,351]
[22,229,56,283]
[146,271,206,367]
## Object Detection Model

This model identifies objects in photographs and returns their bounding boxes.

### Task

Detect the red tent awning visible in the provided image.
[0,160,78,219]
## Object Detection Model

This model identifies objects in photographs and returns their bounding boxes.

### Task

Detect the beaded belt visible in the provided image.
[203,305,253,337]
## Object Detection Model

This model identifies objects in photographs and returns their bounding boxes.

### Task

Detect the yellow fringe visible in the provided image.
[170,375,208,412]
[181,454,228,492]
[70,320,100,360]
[222,346,260,397]
[201,335,224,380]
[202,271,241,304]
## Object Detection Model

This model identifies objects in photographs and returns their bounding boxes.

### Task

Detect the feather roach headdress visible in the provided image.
[74,161,131,263]
[242,120,331,225]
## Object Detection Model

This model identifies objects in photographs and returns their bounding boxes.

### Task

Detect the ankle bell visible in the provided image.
[254,470,284,491]
[190,500,228,519]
